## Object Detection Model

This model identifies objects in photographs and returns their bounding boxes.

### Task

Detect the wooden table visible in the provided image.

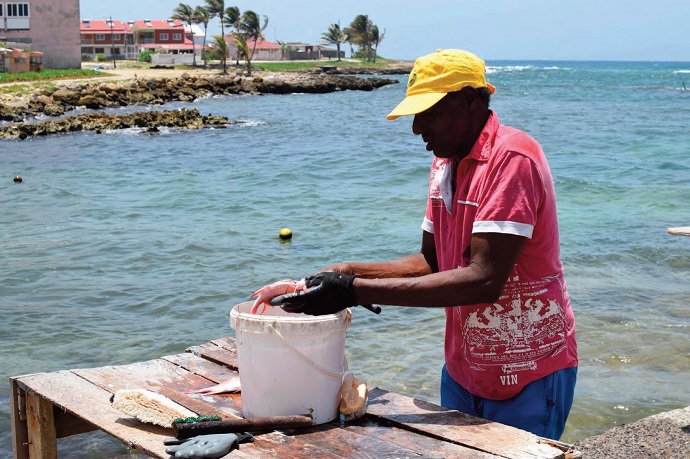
[10,337,578,458]
[668,226,690,237]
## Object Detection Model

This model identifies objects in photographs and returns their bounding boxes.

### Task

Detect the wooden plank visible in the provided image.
[668,226,690,237]
[161,351,239,387]
[239,429,347,459]
[25,392,57,459]
[15,371,175,458]
[208,336,239,354]
[272,421,476,459]
[185,338,239,369]
[345,421,498,458]
[155,386,240,420]
[365,388,564,459]
[71,355,243,418]
[9,377,29,459]
[235,425,425,459]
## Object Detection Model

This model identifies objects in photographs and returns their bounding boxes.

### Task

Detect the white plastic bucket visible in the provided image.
[230,301,351,424]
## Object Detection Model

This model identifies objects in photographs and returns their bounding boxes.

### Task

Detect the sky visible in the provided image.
[80,0,690,62]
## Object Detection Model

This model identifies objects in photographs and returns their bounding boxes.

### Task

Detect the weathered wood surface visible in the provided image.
[10,337,570,459]
[366,388,563,458]
[668,226,690,237]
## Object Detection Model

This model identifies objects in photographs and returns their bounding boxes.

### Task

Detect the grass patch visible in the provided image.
[0,68,105,84]
[0,81,56,96]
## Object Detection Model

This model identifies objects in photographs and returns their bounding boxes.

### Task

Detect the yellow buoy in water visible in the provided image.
[279,228,293,240]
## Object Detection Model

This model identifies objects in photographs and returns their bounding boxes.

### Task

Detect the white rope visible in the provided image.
[266,323,344,379]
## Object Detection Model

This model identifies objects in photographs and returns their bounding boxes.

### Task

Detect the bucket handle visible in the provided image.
[266,323,344,379]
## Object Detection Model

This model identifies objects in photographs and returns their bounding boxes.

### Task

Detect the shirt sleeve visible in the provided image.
[472,151,545,238]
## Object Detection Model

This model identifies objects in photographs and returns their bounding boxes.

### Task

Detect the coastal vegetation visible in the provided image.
[180,0,269,75]
[321,23,348,62]
[343,15,385,63]
[0,68,103,84]
[171,4,201,66]
[170,2,386,71]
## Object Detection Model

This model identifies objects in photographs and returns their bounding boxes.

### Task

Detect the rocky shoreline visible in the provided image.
[0,108,231,140]
[0,70,402,140]
[0,71,401,138]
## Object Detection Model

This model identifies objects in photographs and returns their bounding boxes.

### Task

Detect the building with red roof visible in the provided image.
[80,18,199,62]
[224,38,282,62]
[80,19,134,60]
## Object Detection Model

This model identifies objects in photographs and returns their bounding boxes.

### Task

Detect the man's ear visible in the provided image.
[461,86,479,108]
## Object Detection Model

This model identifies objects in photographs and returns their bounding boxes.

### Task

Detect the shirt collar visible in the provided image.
[465,110,498,162]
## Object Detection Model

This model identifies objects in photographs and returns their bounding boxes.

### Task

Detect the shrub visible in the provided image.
[138,49,153,63]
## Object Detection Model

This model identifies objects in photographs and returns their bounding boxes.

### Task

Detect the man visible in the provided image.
[274,49,578,440]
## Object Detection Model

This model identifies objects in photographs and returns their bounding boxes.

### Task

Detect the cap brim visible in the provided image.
[386,92,446,120]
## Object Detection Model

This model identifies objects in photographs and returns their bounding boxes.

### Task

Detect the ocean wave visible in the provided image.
[487,65,534,73]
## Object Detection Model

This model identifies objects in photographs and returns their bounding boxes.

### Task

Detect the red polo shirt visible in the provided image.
[422,112,578,400]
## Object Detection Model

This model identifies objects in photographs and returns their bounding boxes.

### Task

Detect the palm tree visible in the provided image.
[234,10,268,75]
[320,23,348,62]
[209,35,228,70]
[277,41,295,60]
[233,34,250,71]
[194,6,210,66]
[222,6,240,30]
[171,3,197,66]
[371,25,385,63]
[345,14,373,62]
[223,6,241,65]
[204,0,227,72]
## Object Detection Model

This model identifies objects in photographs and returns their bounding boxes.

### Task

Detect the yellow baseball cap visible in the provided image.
[387,49,495,120]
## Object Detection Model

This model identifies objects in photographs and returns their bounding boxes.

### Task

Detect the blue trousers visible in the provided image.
[440,364,577,440]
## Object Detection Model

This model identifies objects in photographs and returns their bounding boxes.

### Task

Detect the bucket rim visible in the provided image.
[230,301,351,333]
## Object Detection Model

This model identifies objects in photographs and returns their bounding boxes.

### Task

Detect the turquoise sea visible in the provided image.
[1,60,689,457]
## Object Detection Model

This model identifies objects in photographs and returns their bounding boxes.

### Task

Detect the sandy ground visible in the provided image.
[70,64,222,82]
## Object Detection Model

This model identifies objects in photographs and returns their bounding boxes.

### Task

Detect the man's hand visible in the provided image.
[271,271,356,315]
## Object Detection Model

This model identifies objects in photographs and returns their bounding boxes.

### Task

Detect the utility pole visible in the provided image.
[109,16,117,69]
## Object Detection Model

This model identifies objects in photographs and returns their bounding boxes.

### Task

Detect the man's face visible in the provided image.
[411,89,476,160]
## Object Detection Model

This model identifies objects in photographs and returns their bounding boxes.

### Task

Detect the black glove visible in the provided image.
[271,271,356,316]
[164,433,253,458]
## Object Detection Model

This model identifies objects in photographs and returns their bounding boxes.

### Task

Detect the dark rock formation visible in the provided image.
[0,72,398,140]
[0,108,230,140]
[1,73,398,121]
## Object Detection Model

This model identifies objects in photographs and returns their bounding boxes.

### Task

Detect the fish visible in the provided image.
[249,278,307,314]
[188,375,241,395]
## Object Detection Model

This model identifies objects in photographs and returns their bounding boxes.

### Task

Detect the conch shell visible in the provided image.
[339,372,368,416]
